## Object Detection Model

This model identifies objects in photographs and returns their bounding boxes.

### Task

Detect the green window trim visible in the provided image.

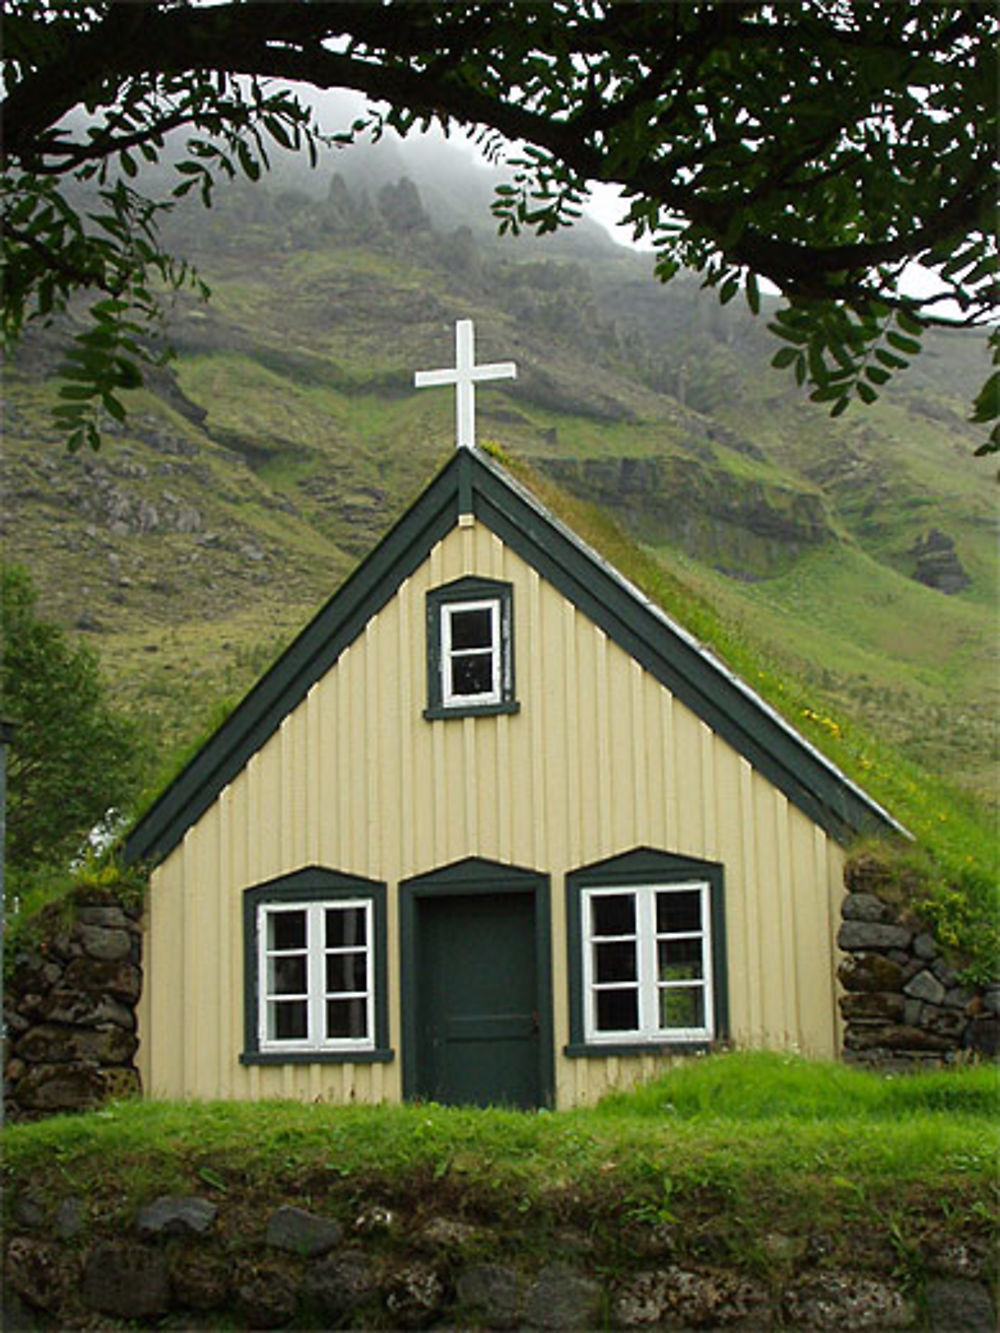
[241,867,392,1065]
[424,576,519,720]
[565,847,729,1057]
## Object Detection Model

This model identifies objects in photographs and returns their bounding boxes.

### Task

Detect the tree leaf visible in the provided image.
[771,347,800,369]
[745,271,760,315]
[886,332,922,355]
[969,372,999,425]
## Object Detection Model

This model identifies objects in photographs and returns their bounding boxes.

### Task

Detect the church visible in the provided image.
[124,321,902,1109]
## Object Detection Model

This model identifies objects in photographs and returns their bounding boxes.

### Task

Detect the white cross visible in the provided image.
[414,319,516,450]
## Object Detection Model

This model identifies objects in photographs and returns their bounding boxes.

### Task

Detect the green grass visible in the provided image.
[595,1050,999,1121]
[4,1054,996,1277]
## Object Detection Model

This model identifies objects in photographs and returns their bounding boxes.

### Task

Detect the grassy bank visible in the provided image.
[5,1054,997,1289]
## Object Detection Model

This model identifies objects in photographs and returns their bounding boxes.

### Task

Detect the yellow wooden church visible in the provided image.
[125,321,902,1110]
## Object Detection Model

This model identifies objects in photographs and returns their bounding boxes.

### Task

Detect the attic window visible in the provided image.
[424,577,519,719]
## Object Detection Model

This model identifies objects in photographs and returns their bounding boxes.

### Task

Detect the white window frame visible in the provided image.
[581,882,714,1044]
[440,596,502,707]
[257,899,375,1054]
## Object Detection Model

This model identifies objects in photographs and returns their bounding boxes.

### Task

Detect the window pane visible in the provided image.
[327,998,368,1040]
[327,951,367,993]
[450,607,493,649]
[656,890,702,934]
[595,987,639,1032]
[594,940,637,983]
[269,1000,308,1041]
[269,954,307,995]
[591,894,635,937]
[268,910,306,950]
[659,987,705,1030]
[658,936,704,983]
[326,907,366,948]
[450,653,494,697]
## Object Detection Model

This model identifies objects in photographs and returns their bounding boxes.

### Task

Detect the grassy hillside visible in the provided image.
[4,146,996,857]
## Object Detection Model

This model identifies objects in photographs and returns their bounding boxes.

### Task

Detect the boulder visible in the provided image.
[234,1264,298,1329]
[839,992,905,1022]
[964,1018,1000,1057]
[136,1195,217,1239]
[784,1272,914,1329]
[81,1243,170,1319]
[17,1024,137,1066]
[37,989,134,1029]
[61,955,141,1004]
[613,1265,768,1329]
[456,1262,523,1329]
[14,1063,106,1111]
[903,969,946,1005]
[421,1215,479,1249]
[384,1262,447,1329]
[303,1250,379,1322]
[266,1204,343,1256]
[54,1198,87,1240]
[4,1236,76,1314]
[843,853,895,897]
[170,1252,231,1311]
[920,1006,967,1039]
[925,1278,995,1332]
[77,925,132,962]
[99,1066,140,1100]
[523,1263,602,1330]
[75,905,133,929]
[838,954,905,993]
[844,1024,953,1053]
[838,921,913,952]
[841,893,891,923]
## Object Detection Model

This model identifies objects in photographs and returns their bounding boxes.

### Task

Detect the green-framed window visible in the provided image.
[566,848,728,1057]
[241,868,392,1065]
[424,577,519,719]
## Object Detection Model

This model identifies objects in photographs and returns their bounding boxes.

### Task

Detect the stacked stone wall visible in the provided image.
[838,855,998,1068]
[4,1191,995,1331]
[3,894,142,1121]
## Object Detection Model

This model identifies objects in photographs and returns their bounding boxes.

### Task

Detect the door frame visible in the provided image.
[399,856,555,1108]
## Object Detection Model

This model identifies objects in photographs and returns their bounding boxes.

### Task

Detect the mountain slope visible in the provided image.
[3,145,996,822]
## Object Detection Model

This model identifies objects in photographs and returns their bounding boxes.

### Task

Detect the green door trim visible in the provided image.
[399,856,555,1108]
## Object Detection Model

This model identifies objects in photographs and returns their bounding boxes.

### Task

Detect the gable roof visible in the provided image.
[125,448,905,866]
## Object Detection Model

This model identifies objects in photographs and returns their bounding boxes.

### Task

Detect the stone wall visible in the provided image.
[3,1192,994,1331]
[838,855,999,1068]
[3,894,142,1121]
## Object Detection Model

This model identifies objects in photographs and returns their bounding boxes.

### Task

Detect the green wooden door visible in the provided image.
[415,891,541,1108]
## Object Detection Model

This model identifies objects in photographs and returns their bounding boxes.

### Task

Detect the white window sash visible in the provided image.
[441,598,502,706]
[582,883,713,1044]
[258,900,375,1053]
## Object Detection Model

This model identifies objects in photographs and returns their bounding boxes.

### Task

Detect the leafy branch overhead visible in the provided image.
[2,1,997,451]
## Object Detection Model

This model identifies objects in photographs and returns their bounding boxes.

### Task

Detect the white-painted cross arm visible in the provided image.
[469,363,517,382]
[414,318,517,450]
[414,368,457,387]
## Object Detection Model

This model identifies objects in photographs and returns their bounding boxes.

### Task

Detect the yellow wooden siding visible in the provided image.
[142,519,846,1107]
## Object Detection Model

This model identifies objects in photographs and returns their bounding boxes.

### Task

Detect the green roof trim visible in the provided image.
[125,447,902,866]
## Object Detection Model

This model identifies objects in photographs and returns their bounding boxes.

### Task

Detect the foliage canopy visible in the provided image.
[2,0,997,450]
[0,565,146,884]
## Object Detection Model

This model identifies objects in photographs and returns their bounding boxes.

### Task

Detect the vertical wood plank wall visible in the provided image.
[139,520,847,1106]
